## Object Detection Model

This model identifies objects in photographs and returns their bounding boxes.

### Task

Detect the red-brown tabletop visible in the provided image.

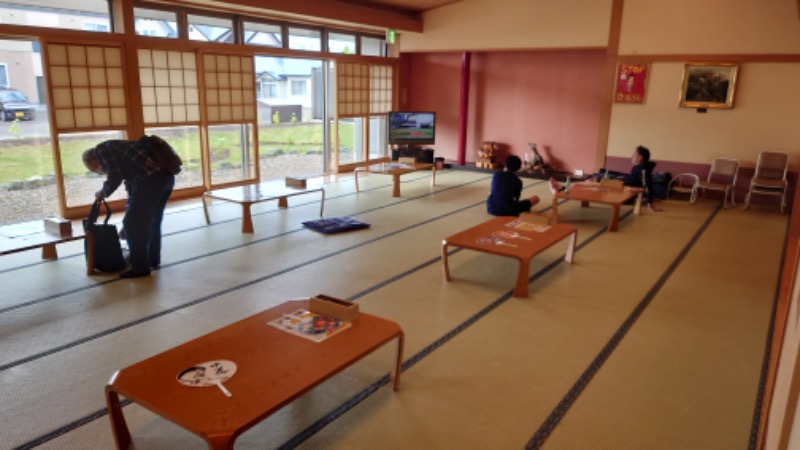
[552,183,643,232]
[106,300,403,449]
[442,217,577,297]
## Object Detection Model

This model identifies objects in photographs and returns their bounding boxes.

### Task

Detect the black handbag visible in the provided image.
[83,199,126,273]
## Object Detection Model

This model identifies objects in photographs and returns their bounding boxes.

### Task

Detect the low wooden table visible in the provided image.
[0,220,93,275]
[106,299,404,450]
[552,183,643,232]
[203,182,325,233]
[354,162,436,197]
[442,217,577,297]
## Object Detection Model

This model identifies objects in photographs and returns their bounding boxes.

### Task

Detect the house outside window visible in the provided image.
[291,80,307,96]
[82,22,109,32]
[265,83,277,98]
[134,7,177,38]
[0,64,8,87]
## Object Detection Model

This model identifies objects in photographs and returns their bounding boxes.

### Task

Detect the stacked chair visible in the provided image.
[745,151,789,213]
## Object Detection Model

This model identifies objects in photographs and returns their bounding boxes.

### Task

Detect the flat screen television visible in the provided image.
[387,111,436,146]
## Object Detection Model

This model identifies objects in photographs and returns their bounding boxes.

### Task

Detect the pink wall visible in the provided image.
[401,49,607,173]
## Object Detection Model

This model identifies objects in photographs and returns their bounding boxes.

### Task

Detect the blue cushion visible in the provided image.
[302,217,370,234]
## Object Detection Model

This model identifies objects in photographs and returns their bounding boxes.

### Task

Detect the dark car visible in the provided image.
[0,88,36,121]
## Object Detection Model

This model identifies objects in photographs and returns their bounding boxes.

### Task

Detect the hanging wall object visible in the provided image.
[679,63,739,109]
[614,63,649,104]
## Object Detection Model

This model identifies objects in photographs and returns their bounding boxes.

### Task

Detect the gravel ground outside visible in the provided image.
[0,152,328,226]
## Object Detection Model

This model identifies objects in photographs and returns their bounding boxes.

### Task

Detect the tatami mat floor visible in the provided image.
[0,170,786,449]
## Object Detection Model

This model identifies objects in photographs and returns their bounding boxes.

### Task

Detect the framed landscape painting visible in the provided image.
[679,63,739,109]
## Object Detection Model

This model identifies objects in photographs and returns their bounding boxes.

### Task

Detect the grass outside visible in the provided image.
[0,122,355,184]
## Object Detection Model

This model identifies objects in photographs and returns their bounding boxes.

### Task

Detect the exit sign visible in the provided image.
[386,29,396,44]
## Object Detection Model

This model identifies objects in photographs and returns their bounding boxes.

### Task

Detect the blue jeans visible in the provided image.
[123,171,174,273]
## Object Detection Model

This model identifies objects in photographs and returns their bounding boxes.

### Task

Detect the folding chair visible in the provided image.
[691,158,739,208]
[745,151,788,213]
[668,173,699,199]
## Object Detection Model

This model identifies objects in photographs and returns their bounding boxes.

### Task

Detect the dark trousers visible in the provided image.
[123,172,174,273]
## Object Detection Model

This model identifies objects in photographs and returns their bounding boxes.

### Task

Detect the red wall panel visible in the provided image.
[402,49,607,174]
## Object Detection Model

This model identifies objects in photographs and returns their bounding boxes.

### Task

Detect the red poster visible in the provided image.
[615,64,649,104]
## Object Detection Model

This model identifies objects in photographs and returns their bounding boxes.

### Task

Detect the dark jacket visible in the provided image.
[624,161,656,204]
[93,140,162,197]
[487,171,528,216]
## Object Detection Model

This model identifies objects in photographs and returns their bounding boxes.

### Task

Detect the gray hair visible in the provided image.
[82,148,96,168]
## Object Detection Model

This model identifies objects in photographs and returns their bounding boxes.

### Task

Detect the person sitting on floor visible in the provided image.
[548,145,663,212]
[487,155,541,216]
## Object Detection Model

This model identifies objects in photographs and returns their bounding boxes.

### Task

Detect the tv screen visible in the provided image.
[388,111,436,146]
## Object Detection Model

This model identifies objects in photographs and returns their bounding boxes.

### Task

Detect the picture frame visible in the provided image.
[614,63,649,104]
[679,63,739,109]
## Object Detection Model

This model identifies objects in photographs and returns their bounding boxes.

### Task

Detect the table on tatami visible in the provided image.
[106,299,404,450]
[202,182,325,233]
[552,183,643,232]
[0,220,93,275]
[442,217,577,297]
[354,162,435,197]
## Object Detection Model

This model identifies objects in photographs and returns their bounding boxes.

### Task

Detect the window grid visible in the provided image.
[370,65,392,114]
[47,43,128,130]
[139,49,200,124]
[203,54,256,123]
[336,62,369,118]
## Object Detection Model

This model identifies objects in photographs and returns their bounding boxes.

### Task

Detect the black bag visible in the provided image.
[140,135,183,175]
[83,199,126,273]
[651,172,672,199]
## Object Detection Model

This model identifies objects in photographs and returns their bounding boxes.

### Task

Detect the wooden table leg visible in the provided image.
[241,202,254,234]
[202,194,212,224]
[608,205,620,232]
[633,192,643,215]
[551,196,560,224]
[106,375,132,450]
[441,241,451,281]
[277,196,288,208]
[565,231,577,264]
[318,189,325,217]
[513,258,531,297]
[41,243,57,260]
[391,174,401,197]
[354,168,363,192]
[205,434,236,450]
[392,332,404,391]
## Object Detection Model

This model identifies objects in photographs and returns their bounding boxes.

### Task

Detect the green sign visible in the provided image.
[386,29,396,44]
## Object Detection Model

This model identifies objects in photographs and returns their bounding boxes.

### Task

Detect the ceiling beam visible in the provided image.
[160,0,423,32]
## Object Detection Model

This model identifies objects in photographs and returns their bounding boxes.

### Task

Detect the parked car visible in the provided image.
[0,88,36,121]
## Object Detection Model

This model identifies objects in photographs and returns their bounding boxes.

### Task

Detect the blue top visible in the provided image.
[487,171,526,216]
[623,161,656,204]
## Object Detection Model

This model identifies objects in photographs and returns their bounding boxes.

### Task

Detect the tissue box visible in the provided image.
[44,217,72,236]
[309,294,360,321]
[285,176,307,189]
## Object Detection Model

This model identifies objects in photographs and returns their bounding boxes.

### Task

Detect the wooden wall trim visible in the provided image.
[759,180,800,449]
[613,54,800,63]
[594,0,625,171]
[607,0,624,57]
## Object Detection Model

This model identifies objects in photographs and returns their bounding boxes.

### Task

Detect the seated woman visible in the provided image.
[549,145,663,212]
[487,155,540,216]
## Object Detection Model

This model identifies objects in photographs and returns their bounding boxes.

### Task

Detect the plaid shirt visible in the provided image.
[94,139,161,197]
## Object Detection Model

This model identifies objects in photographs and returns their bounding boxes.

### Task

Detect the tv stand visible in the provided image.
[391,145,434,163]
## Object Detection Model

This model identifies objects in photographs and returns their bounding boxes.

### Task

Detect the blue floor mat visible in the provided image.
[302,217,371,234]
